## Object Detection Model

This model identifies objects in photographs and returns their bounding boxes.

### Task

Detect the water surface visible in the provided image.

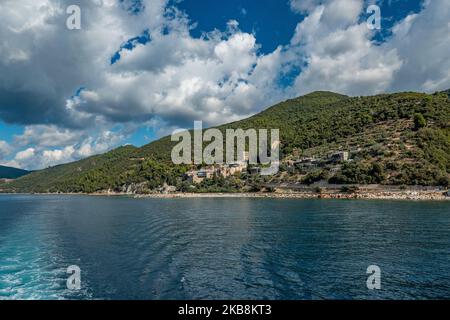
[0,195,449,299]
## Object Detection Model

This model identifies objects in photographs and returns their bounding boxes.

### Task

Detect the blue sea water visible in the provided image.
[0,195,449,300]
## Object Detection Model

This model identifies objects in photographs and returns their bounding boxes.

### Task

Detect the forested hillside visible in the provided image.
[1,90,449,193]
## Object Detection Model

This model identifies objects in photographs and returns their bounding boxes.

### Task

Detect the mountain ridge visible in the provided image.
[0,165,29,179]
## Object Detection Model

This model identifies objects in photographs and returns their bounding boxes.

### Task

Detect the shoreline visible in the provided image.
[132,191,449,201]
[2,190,449,201]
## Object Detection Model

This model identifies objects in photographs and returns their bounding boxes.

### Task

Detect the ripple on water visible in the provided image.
[0,196,449,300]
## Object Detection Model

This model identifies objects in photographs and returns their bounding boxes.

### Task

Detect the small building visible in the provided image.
[228,162,247,175]
[329,151,349,163]
[185,168,215,184]
[295,157,315,164]
[294,157,320,170]
[217,166,229,178]
[197,169,214,179]
[185,171,203,184]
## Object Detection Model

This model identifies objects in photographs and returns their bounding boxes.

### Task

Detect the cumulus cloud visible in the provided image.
[287,0,450,96]
[387,0,450,92]
[290,0,326,13]
[75,18,287,128]
[288,1,403,96]
[3,127,126,170]
[15,125,82,148]
[0,0,285,131]
[15,148,35,161]
[0,140,12,160]
[0,0,449,169]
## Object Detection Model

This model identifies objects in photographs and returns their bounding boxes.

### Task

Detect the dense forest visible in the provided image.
[1,90,449,193]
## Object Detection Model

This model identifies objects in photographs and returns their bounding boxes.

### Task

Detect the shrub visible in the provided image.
[413,113,427,130]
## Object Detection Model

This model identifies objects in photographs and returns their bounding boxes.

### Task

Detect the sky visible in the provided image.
[0,0,449,170]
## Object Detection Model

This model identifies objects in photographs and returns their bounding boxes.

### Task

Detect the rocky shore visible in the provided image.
[2,188,448,201]
[132,190,449,201]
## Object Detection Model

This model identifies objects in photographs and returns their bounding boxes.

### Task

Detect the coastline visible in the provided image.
[2,190,447,201]
[131,191,449,201]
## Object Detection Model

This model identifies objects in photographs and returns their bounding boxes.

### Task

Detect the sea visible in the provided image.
[0,194,449,300]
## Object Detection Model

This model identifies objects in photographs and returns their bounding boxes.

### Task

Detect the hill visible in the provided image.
[0,165,29,179]
[1,90,449,193]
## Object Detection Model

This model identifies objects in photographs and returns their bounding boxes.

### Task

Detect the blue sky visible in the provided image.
[1,0,448,170]
[179,0,423,51]
[178,0,303,54]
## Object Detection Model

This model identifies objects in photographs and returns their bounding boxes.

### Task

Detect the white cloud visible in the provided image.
[5,123,128,170]
[80,18,287,128]
[286,0,450,96]
[15,125,81,148]
[15,148,35,161]
[288,0,403,96]
[41,146,75,167]
[321,0,363,29]
[0,140,12,160]
[0,0,288,131]
[387,0,450,92]
[290,0,326,13]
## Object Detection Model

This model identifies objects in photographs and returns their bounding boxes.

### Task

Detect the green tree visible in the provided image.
[370,163,385,184]
[413,113,427,130]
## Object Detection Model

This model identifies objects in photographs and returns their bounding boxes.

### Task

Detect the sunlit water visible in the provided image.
[0,195,449,300]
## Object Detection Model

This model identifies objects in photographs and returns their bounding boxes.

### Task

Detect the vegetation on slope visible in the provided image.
[1,90,449,193]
